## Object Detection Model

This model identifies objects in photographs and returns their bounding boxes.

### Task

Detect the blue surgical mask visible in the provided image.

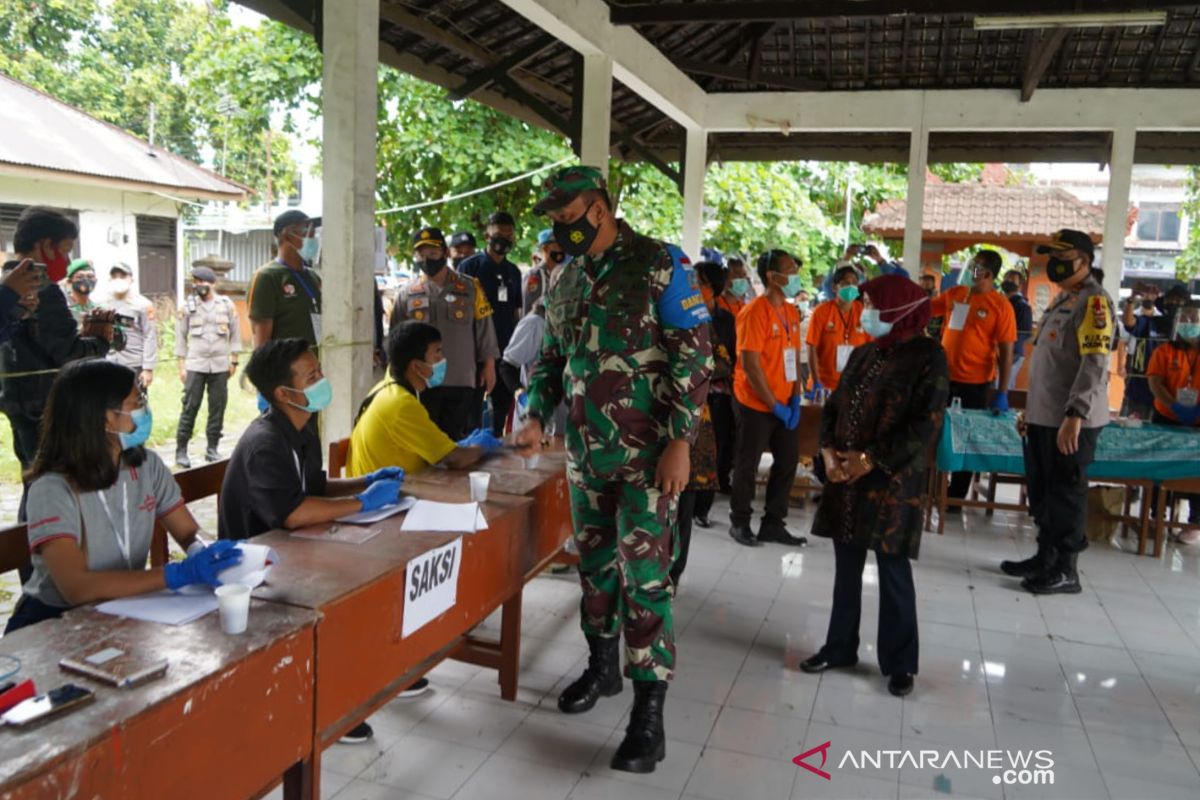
[285,377,332,413]
[426,359,447,389]
[781,275,803,299]
[861,309,894,338]
[730,278,750,298]
[837,285,860,303]
[1178,322,1200,341]
[111,406,153,450]
[299,236,320,264]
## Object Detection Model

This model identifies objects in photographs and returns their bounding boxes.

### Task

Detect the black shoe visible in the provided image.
[175,446,191,470]
[204,443,221,463]
[800,654,858,674]
[694,516,712,529]
[729,524,762,547]
[1022,552,1082,595]
[1000,546,1055,577]
[757,522,807,547]
[398,677,431,698]
[887,673,915,697]
[611,680,667,774]
[558,635,623,714]
[339,721,373,744]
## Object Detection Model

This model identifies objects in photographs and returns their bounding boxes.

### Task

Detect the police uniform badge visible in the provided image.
[414,311,425,320]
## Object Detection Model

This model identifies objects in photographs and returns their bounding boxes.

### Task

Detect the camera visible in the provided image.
[1,259,49,288]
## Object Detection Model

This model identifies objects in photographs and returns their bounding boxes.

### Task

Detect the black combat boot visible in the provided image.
[1000,544,1055,578]
[611,680,667,773]
[1022,551,1082,595]
[205,438,221,463]
[175,444,191,469]
[558,634,623,714]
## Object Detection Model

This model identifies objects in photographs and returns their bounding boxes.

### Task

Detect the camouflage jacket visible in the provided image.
[528,220,713,479]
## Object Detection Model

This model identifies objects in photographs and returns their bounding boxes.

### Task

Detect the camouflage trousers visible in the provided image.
[568,470,677,681]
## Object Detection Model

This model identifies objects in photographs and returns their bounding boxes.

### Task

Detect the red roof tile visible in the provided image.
[862,184,1108,240]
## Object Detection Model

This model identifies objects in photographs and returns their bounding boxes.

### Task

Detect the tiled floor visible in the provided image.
[276,495,1200,800]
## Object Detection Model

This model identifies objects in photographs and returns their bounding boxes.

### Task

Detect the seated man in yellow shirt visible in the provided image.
[348,321,498,477]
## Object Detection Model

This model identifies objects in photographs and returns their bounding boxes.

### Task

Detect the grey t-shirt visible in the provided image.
[24,451,184,608]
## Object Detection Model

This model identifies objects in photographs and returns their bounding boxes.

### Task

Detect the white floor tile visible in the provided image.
[358,734,489,798]
[453,754,580,800]
[683,747,798,800]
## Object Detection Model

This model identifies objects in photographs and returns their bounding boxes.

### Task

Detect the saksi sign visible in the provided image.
[402,537,463,637]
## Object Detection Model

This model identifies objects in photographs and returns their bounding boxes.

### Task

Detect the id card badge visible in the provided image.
[783,348,798,382]
[498,283,509,303]
[310,312,322,342]
[948,302,970,331]
[836,344,854,373]
[1178,387,1198,407]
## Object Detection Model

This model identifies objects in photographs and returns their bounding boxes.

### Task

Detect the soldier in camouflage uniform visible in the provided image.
[516,166,712,774]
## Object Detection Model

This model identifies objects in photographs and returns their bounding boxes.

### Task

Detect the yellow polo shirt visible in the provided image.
[347,380,456,477]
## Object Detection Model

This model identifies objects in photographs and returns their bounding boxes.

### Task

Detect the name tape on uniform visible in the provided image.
[402,537,463,638]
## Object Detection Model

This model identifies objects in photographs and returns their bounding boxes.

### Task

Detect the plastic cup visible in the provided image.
[215,583,251,635]
[469,471,491,503]
[522,453,541,470]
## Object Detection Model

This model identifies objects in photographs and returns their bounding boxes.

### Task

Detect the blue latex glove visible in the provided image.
[456,428,484,447]
[787,396,802,430]
[804,380,824,402]
[458,429,503,452]
[164,540,243,591]
[991,391,1010,413]
[1171,403,1200,426]
[773,402,791,425]
[356,479,402,512]
[364,466,405,485]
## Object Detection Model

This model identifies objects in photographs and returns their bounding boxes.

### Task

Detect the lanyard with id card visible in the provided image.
[1178,351,1200,406]
[773,306,799,383]
[948,302,970,331]
[287,266,321,341]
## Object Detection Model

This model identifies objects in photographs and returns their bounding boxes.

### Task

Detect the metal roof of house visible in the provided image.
[863,183,1108,239]
[0,74,249,201]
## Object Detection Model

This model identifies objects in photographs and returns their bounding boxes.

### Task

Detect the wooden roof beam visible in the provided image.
[1021,28,1071,101]
[609,1,1199,25]
[675,59,825,91]
[449,33,557,100]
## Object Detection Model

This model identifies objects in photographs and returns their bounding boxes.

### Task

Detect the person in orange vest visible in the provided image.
[806,266,870,395]
[1146,300,1200,545]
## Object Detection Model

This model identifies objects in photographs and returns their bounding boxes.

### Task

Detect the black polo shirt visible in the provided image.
[218,407,327,540]
[458,252,523,350]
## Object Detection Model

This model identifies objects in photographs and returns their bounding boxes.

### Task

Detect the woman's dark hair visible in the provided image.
[30,359,142,491]
[245,338,311,406]
[388,321,443,387]
[695,260,727,297]
[832,265,859,286]
[13,206,78,254]
[756,249,791,285]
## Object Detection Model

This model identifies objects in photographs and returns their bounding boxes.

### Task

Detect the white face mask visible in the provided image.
[110,277,132,294]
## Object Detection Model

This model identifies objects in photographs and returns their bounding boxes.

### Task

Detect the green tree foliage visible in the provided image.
[1177,166,1200,281]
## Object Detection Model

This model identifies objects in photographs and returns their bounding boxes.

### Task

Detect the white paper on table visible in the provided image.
[402,537,462,637]
[399,500,488,533]
[96,590,218,626]
[335,495,417,524]
[215,543,279,589]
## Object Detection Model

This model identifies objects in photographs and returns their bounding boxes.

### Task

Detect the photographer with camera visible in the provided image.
[1,207,114,497]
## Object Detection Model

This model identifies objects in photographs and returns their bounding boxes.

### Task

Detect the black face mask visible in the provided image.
[1046,256,1079,283]
[418,257,447,277]
[1000,281,1019,295]
[195,285,211,298]
[489,237,513,256]
[71,278,94,295]
[451,256,466,268]
[1142,299,1157,310]
[553,203,599,257]
[548,251,566,265]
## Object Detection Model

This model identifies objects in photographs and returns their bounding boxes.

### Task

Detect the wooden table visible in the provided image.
[0,603,318,800]
[250,480,536,797]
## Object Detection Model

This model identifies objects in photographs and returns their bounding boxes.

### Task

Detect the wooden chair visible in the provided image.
[328,438,350,479]
[150,460,229,566]
[972,389,1029,517]
[1152,477,1200,557]
[0,523,31,576]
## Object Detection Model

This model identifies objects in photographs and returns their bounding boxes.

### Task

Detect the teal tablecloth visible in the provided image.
[936,409,1200,481]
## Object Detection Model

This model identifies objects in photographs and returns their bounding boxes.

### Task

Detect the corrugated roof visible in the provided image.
[0,74,249,200]
[862,183,1108,239]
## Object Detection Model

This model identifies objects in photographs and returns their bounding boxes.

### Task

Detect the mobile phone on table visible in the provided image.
[2,683,95,727]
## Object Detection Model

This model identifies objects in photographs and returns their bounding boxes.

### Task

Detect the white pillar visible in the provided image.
[681,127,707,260]
[320,0,379,449]
[1101,127,1136,300]
[580,53,613,177]
[902,127,929,275]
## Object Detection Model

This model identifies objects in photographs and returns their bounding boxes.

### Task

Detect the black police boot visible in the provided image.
[729,524,762,547]
[205,438,221,463]
[1022,551,1082,595]
[558,635,623,714]
[611,680,667,773]
[1000,544,1055,578]
[758,520,807,547]
[175,445,191,470]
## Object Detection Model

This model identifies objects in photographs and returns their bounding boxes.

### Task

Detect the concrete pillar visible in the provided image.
[902,127,929,276]
[681,127,707,260]
[320,0,379,448]
[1101,127,1136,300]
[580,53,613,177]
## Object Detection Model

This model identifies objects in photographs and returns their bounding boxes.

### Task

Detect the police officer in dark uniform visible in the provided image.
[1001,230,1115,594]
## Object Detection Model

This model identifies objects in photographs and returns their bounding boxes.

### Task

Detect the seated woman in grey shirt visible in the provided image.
[5,359,242,633]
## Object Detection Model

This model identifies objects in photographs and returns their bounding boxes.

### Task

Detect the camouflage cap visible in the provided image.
[66,258,93,278]
[532,165,607,215]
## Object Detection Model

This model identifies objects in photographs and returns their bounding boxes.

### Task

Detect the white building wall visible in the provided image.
[0,175,183,298]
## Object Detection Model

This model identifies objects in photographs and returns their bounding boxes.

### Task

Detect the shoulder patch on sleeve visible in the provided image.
[472,277,494,319]
[658,244,711,329]
[1077,293,1115,356]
